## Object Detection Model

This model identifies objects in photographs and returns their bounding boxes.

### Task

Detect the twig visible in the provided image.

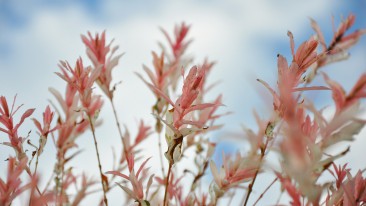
[163,163,172,206]
[29,139,42,206]
[42,173,54,195]
[26,168,47,206]
[253,177,278,206]
[276,190,284,205]
[110,100,128,157]
[243,137,269,206]
[190,160,209,191]
[34,154,40,177]
[53,153,64,206]
[227,191,235,206]
[157,131,165,177]
[87,115,108,206]
[60,161,65,206]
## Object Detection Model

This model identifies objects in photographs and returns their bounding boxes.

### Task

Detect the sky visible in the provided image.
[1,0,366,205]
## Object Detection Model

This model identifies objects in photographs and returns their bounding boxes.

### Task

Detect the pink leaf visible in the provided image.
[136,157,151,179]
[105,171,129,181]
[14,108,35,131]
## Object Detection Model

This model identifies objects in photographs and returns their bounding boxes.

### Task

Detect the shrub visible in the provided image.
[1,14,366,206]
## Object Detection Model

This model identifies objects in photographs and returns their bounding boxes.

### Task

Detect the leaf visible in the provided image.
[142,65,157,86]
[49,87,67,113]
[172,142,182,163]
[183,103,221,116]
[287,31,296,58]
[145,174,154,199]
[32,118,42,133]
[257,78,280,108]
[179,127,203,138]
[0,127,11,135]
[116,182,138,200]
[140,200,151,206]
[107,53,124,74]
[321,120,365,148]
[323,73,346,112]
[14,108,35,131]
[210,160,221,187]
[64,150,84,163]
[310,18,326,51]
[136,157,152,179]
[293,86,330,92]
[152,113,180,138]
[136,73,175,106]
[37,135,48,156]
[106,171,129,181]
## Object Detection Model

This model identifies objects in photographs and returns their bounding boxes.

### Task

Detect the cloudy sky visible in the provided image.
[1,0,366,205]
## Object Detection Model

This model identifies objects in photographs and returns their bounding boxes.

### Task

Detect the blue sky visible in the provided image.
[1,1,366,205]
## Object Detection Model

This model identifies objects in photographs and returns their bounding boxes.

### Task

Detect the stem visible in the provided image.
[28,135,51,206]
[227,192,235,206]
[190,160,209,192]
[60,164,65,205]
[27,166,46,206]
[42,173,54,195]
[54,154,63,206]
[34,154,40,176]
[163,163,172,206]
[29,144,41,205]
[157,131,165,177]
[253,177,278,206]
[276,190,284,205]
[110,100,128,159]
[213,196,219,206]
[87,115,108,206]
[243,138,269,206]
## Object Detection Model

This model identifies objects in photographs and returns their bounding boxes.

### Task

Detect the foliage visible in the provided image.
[1,14,366,206]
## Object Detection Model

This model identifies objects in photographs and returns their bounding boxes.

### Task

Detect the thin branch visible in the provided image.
[26,169,47,206]
[30,137,42,205]
[110,100,128,160]
[157,131,165,177]
[87,115,108,206]
[243,138,270,206]
[163,163,172,206]
[42,173,54,195]
[190,159,209,192]
[253,177,278,206]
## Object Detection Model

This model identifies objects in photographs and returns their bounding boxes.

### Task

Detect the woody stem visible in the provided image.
[158,131,165,176]
[253,177,278,206]
[163,163,172,206]
[27,165,47,206]
[110,100,128,159]
[87,115,108,206]
[243,138,269,206]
